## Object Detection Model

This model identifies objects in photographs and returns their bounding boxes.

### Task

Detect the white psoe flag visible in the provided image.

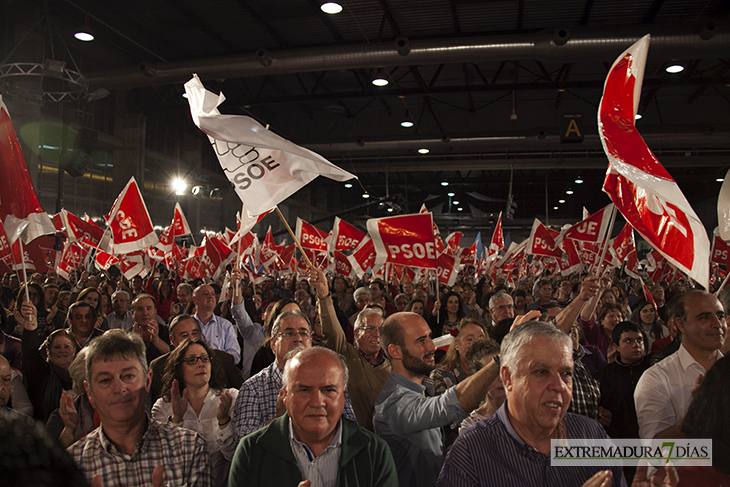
[185,75,356,216]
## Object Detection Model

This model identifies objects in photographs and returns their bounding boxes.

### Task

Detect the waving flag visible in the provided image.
[104,177,158,254]
[331,217,366,252]
[295,218,329,251]
[368,213,438,270]
[557,204,614,245]
[348,236,377,278]
[185,75,355,215]
[490,212,505,254]
[0,96,56,244]
[710,232,730,270]
[599,35,709,288]
[527,219,563,258]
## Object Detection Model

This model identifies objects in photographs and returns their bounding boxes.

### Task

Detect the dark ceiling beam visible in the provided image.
[448,0,461,34]
[234,0,288,48]
[580,0,595,25]
[377,0,402,37]
[161,0,237,53]
[87,27,730,89]
[642,0,666,24]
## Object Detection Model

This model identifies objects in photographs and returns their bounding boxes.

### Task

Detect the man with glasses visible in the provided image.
[556,278,574,307]
[310,268,391,431]
[488,292,515,326]
[192,284,241,365]
[231,309,356,444]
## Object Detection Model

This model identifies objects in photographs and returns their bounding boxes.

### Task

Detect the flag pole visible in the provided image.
[18,237,30,302]
[593,205,617,275]
[274,206,313,268]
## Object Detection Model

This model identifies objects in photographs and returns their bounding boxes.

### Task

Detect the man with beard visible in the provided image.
[231,310,357,444]
[373,312,501,487]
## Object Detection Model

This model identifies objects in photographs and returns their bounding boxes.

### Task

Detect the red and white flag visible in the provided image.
[527,219,563,258]
[333,250,354,278]
[330,217,366,252]
[347,236,377,278]
[436,251,459,286]
[201,235,235,281]
[368,213,438,271]
[104,177,159,254]
[624,249,641,279]
[119,251,152,280]
[710,232,730,270]
[0,219,12,263]
[599,35,709,288]
[557,204,614,245]
[490,212,505,254]
[170,202,192,237]
[95,250,120,272]
[608,222,635,265]
[0,96,56,244]
[445,232,463,256]
[295,218,329,251]
[185,75,355,215]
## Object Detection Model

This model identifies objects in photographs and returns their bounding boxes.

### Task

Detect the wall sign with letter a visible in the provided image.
[560,114,584,143]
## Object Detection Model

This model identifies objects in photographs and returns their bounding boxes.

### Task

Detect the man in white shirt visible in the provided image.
[634,290,726,439]
[193,285,241,365]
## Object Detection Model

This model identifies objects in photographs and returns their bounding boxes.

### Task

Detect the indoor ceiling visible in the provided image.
[4,0,730,235]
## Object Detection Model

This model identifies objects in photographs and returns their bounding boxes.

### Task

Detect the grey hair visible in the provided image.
[68,348,89,396]
[111,289,130,302]
[354,308,383,330]
[466,337,501,373]
[271,309,311,339]
[85,330,148,381]
[501,321,571,374]
[489,292,513,309]
[177,283,194,294]
[394,293,410,305]
[282,347,349,389]
[353,287,372,300]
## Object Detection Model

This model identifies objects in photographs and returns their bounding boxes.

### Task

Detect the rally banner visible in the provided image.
[95,250,120,272]
[0,96,56,244]
[526,219,563,258]
[436,251,459,286]
[608,222,635,265]
[445,232,463,256]
[556,204,614,245]
[185,75,355,215]
[599,35,709,288]
[367,213,438,271]
[58,209,106,246]
[295,218,329,251]
[710,233,730,270]
[104,177,159,254]
[490,212,505,254]
[347,236,377,278]
[330,217,366,252]
[333,250,354,278]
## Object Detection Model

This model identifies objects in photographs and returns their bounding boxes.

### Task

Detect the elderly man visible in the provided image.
[107,290,134,331]
[373,312,501,487]
[67,301,103,348]
[488,292,515,325]
[311,268,391,431]
[527,279,554,312]
[231,310,356,444]
[131,294,170,363]
[176,283,194,312]
[348,287,372,326]
[67,330,212,487]
[438,321,626,487]
[229,347,398,487]
[149,314,244,403]
[193,284,241,365]
[635,290,726,439]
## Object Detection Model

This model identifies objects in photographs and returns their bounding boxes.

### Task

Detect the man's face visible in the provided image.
[415,289,428,302]
[403,282,414,295]
[85,354,151,426]
[177,286,192,306]
[133,297,156,327]
[294,289,310,308]
[618,331,645,364]
[398,316,436,377]
[502,336,573,438]
[193,285,217,313]
[355,293,371,310]
[369,283,382,300]
[514,295,526,310]
[333,278,346,293]
[677,293,726,354]
[395,298,409,312]
[171,318,202,348]
[283,352,346,448]
[132,276,143,291]
[558,281,572,297]
[355,313,383,357]
[537,285,552,303]
[271,316,312,363]
[45,287,59,306]
[68,305,94,337]
[651,287,665,304]
[0,360,11,407]
[113,293,130,315]
[490,298,515,323]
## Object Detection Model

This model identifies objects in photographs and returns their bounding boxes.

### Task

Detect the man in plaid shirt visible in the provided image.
[68,330,212,487]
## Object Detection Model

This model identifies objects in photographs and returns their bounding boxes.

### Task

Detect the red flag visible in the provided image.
[558,204,614,244]
[59,209,105,245]
[710,234,730,270]
[599,35,709,288]
[558,239,583,276]
[333,250,354,278]
[170,202,192,237]
[119,251,152,280]
[156,225,174,252]
[347,236,377,278]
[368,213,438,270]
[624,249,641,279]
[436,251,459,286]
[104,177,158,254]
[490,212,505,253]
[295,218,329,251]
[0,219,12,262]
[527,219,563,258]
[0,96,55,244]
[95,250,120,271]
[608,222,635,264]
[202,235,235,280]
[331,217,366,252]
[445,232,463,256]
[640,277,658,309]
[56,240,88,280]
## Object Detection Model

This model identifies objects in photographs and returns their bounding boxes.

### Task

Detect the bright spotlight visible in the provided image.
[320,2,343,14]
[172,178,187,195]
[418,148,430,154]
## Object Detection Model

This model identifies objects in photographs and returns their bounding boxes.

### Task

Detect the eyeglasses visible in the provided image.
[492,304,514,312]
[181,354,210,366]
[277,329,311,339]
[356,326,381,334]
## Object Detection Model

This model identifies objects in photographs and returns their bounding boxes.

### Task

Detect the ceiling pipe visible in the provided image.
[87,25,730,89]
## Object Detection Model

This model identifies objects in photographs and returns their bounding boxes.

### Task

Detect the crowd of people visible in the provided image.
[0,262,727,487]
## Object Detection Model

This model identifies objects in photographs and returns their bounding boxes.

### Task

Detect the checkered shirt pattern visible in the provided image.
[68,418,212,487]
[568,351,601,421]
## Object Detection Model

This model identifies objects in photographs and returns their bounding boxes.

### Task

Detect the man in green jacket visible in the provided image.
[228,347,397,487]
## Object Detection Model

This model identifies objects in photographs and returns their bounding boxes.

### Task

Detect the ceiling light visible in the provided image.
[447,192,455,197]
[558,199,566,204]
[320,2,343,14]
[565,190,574,195]
[182,93,189,99]
[344,183,353,188]
[172,178,187,195]
[717,178,725,182]
[452,200,459,205]
[419,148,430,154]
[575,178,584,184]
[635,113,642,120]
[387,207,393,212]
[362,193,370,199]
[553,206,559,210]
[457,207,463,211]
[666,64,685,74]
[440,181,448,186]
[372,68,389,87]
[401,109,414,128]
[74,28,94,42]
